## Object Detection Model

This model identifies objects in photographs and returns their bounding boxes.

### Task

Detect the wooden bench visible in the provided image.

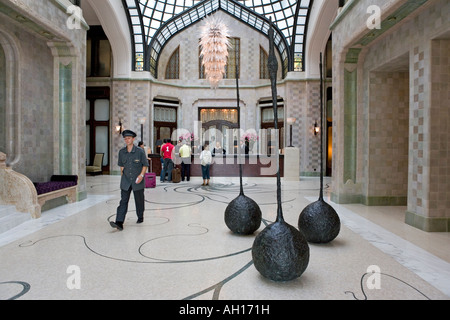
[33,175,78,209]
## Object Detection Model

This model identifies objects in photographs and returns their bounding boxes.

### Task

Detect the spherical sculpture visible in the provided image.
[252,219,310,282]
[225,194,262,235]
[298,199,341,243]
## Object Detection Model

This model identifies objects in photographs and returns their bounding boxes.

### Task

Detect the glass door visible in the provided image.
[153,106,177,154]
[199,108,239,154]
[86,87,110,173]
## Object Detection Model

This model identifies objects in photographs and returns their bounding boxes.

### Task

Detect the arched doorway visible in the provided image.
[199,108,239,153]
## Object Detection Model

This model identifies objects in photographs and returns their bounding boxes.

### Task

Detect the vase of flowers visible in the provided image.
[241,133,258,154]
[179,132,198,153]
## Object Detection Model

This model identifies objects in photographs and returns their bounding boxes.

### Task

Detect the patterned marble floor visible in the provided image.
[0,175,449,300]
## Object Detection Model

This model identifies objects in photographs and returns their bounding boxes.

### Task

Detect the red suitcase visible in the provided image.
[145,172,156,188]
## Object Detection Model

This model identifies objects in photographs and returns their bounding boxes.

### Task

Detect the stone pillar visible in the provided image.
[58,61,73,175]
[331,48,363,204]
[405,41,450,232]
[343,49,360,184]
[48,41,87,201]
[284,147,300,181]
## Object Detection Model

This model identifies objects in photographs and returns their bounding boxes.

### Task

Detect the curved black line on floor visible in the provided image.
[18,230,252,265]
[107,214,170,227]
[137,224,252,263]
[345,272,431,300]
[172,182,298,206]
[182,260,254,300]
[0,281,31,300]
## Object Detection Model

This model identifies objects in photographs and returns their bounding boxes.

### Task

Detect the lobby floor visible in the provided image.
[0,175,449,300]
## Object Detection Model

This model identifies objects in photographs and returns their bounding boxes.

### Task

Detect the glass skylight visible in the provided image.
[123,0,311,76]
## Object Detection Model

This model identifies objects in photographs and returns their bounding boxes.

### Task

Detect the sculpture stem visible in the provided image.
[268,19,283,222]
[319,52,324,201]
[236,52,244,196]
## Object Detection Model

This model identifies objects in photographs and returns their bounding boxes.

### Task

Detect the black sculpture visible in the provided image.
[252,20,309,281]
[298,53,340,243]
[225,191,262,235]
[224,42,262,235]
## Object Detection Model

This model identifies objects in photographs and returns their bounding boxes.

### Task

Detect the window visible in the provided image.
[126,0,313,76]
[200,37,240,79]
[86,87,111,173]
[199,108,239,155]
[136,54,144,72]
[86,26,111,77]
[225,38,240,79]
[153,99,179,154]
[260,100,285,153]
[294,53,302,72]
[165,47,180,79]
[260,46,269,79]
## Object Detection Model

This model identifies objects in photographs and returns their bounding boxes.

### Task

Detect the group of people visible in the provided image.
[159,138,216,186]
[109,130,231,231]
[159,138,191,183]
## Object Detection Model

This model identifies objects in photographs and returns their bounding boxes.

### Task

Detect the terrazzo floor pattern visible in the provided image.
[0,175,449,300]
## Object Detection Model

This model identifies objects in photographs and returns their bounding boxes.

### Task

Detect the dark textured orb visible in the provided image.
[298,199,341,243]
[252,220,310,282]
[225,194,262,235]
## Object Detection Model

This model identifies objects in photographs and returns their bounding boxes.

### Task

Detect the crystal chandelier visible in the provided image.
[199,15,230,89]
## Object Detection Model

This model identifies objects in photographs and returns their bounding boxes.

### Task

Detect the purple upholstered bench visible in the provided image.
[33,175,78,208]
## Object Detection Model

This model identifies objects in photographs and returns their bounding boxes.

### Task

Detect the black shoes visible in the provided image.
[110,219,143,230]
[110,221,123,231]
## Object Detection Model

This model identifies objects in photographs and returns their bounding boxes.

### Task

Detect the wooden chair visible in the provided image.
[86,153,104,175]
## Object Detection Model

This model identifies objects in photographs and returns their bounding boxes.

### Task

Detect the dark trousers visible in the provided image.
[161,158,174,181]
[181,161,190,181]
[201,164,210,180]
[116,186,145,223]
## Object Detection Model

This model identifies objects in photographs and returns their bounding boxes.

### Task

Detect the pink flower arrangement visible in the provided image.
[241,132,259,143]
[179,132,196,142]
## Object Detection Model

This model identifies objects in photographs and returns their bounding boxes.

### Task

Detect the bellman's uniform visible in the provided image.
[112,130,148,230]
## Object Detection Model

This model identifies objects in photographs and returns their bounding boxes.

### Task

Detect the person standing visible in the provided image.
[138,141,152,161]
[110,130,148,231]
[212,141,226,157]
[179,140,191,181]
[199,142,212,186]
[160,138,175,182]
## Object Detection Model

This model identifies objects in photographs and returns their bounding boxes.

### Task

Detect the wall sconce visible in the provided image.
[314,121,320,136]
[286,117,296,147]
[139,117,146,141]
[116,119,123,134]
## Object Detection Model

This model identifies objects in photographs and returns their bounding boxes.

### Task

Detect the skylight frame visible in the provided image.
[123,0,313,75]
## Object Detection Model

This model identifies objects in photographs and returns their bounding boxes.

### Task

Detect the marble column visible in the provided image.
[331,48,363,204]
[284,147,300,181]
[48,41,87,202]
[405,41,450,232]
[343,49,360,184]
[59,62,73,175]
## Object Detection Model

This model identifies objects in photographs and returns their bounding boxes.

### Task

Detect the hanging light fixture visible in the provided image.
[199,15,230,89]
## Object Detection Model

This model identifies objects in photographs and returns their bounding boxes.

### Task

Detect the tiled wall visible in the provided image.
[429,39,450,220]
[111,80,151,172]
[0,0,87,196]
[0,24,55,181]
[331,0,450,230]
[409,45,428,218]
[368,71,409,203]
[0,46,5,155]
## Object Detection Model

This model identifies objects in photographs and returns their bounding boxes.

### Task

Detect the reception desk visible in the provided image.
[189,155,284,178]
[148,154,284,178]
[147,154,162,176]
